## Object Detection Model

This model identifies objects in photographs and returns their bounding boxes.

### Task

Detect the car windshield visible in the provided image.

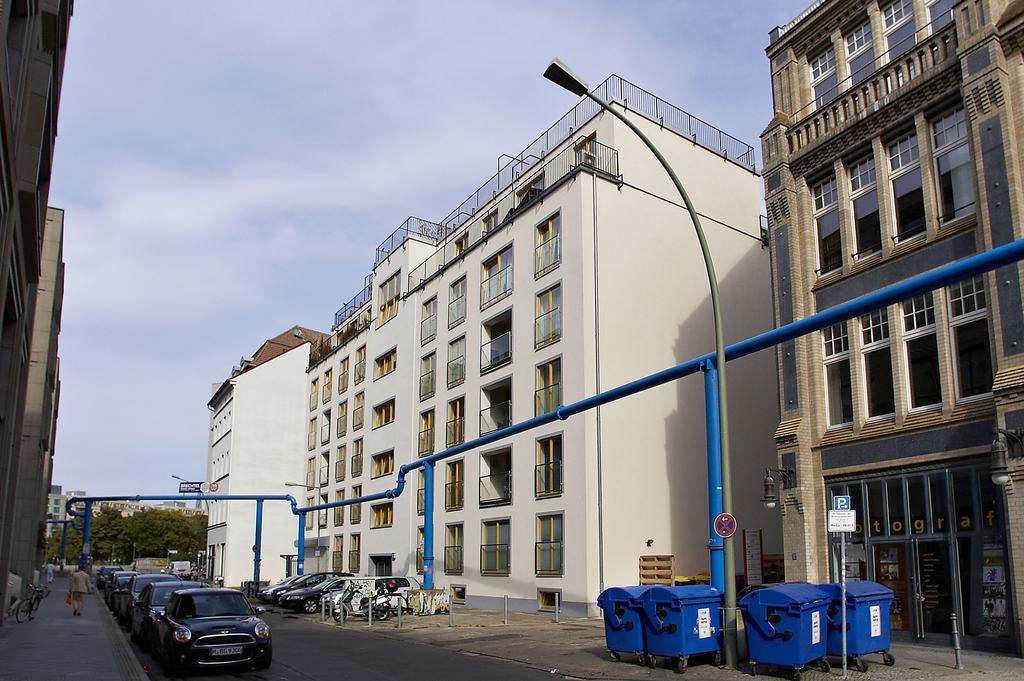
[151,583,202,606]
[134,577,176,595]
[175,593,253,618]
[115,574,136,586]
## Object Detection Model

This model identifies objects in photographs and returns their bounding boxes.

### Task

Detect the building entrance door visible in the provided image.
[910,539,955,640]
[370,555,392,576]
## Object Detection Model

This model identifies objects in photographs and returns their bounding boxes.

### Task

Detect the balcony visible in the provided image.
[354,360,366,385]
[335,460,345,482]
[332,550,344,572]
[480,400,511,435]
[351,454,363,478]
[446,417,465,447]
[352,407,364,431]
[481,309,512,374]
[417,488,424,516]
[318,509,328,529]
[309,393,318,411]
[481,265,512,309]
[444,546,463,574]
[350,504,362,525]
[336,415,347,438]
[338,371,349,393]
[305,470,316,488]
[418,427,434,457]
[536,233,560,277]
[419,370,436,401]
[333,507,344,526]
[535,460,563,498]
[307,432,316,451]
[322,382,332,403]
[320,424,331,445]
[416,547,424,574]
[319,465,329,487]
[421,314,437,344]
[535,384,561,416]
[445,480,464,511]
[348,549,360,573]
[480,544,510,576]
[479,472,512,506]
[447,356,465,388]
[535,308,561,349]
[536,541,563,576]
[448,295,466,328]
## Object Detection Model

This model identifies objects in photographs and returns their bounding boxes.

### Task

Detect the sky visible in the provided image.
[50,1,811,495]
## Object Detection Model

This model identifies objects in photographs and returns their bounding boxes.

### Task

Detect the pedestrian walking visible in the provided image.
[45,562,54,584]
[68,565,91,616]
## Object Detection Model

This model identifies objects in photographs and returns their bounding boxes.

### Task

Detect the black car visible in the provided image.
[256,575,303,602]
[117,574,182,627]
[131,581,204,651]
[106,571,139,610]
[264,572,345,603]
[95,566,122,591]
[278,576,347,613]
[154,588,271,675]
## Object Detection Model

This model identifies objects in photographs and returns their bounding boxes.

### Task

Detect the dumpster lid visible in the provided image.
[598,586,649,602]
[738,582,828,607]
[820,580,893,600]
[644,585,721,602]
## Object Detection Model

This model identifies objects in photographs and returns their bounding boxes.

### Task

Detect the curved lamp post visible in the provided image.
[543,58,737,667]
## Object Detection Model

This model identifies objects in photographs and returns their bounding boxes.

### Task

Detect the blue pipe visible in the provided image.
[422,463,435,588]
[253,499,264,589]
[703,361,724,592]
[297,512,306,576]
[81,502,93,570]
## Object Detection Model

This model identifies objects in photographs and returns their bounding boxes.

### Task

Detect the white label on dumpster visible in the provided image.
[697,607,711,639]
[811,611,821,644]
[870,605,881,637]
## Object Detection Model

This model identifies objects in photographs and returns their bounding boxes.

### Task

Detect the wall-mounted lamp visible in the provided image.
[991,428,1024,486]
[761,467,796,510]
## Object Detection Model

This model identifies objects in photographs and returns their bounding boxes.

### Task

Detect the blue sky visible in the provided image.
[50,1,811,495]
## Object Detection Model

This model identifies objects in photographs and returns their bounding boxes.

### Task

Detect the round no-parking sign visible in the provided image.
[714,513,737,539]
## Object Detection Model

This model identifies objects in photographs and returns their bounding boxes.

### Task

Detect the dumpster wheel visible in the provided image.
[675,657,688,674]
[882,652,895,667]
[647,655,658,669]
[715,651,722,668]
[791,668,802,681]
[818,658,831,673]
[749,662,757,676]
[608,651,621,662]
[852,657,867,673]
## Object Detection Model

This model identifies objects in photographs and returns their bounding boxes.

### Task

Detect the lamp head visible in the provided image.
[991,432,1010,486]
[761,469,779,510]
[543,59,589,97]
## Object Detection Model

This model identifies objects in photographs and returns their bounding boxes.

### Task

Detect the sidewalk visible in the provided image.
[316,608,1024,681]
[0,576,147,681]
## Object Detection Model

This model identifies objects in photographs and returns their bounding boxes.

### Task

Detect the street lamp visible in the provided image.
[760,468,796,510]
[991,428,1023,486]
[285,482,319,571]
[544,58,737,666]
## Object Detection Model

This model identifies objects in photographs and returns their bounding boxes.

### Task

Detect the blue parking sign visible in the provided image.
[833,495,851,511]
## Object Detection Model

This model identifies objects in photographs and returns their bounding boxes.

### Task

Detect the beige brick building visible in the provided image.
[762,0,1024,654]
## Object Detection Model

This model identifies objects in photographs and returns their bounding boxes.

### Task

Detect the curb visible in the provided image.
[93,592,149,681]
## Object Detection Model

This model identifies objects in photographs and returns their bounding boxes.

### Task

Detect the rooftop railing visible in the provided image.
[333,275,373,331]
[374,216,447,267]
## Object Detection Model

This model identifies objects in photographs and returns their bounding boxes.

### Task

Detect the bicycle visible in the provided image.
[15,584,46,622]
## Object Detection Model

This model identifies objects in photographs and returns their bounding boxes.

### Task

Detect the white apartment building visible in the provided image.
[303,75,782,615]
[206,326,326,587]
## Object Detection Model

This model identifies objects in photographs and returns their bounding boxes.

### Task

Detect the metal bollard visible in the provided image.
[503,594,509,625]
[397,602,402,629]
[321,596,327,622]
[448,587,454,628]
[950,612,963,669]
[555,592,560,623]
[368,597,373,628]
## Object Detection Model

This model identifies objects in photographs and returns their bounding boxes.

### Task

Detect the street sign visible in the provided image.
[828,509,856,532]
[178,482,203,494]
[832,495,851,511]
[713,513,737,539]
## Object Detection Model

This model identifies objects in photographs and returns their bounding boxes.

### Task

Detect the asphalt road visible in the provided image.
[130,608,561,681]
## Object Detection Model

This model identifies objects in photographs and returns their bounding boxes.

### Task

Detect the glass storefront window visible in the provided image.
[908,476,927,535]
[953,470,975,532]
[929,473,949,534]
[868,481,886,537]
[887,479,906,536]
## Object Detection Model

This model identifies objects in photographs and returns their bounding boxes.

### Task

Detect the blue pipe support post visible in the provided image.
[296,512,306,576]
[292,239,1024,589]
[703,360,724,592]
[253,498,264,589]
[59,522,68,567]
[81,502,93,571]
[422,462,436,589]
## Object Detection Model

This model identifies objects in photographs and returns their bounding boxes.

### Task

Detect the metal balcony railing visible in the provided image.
[333,506,344,526]
[480,401,511,435]
[351,454,363,478]
[354,360,366,385]
[535,460,563,498]
[322,382,331,403]
[309,393,318,411]
[319,465,329,487]
[350,505,362,525]
[332,550,344,572]
[418,427,434,457]
[480,543,510,575]
[535,541,563,576]
[305,470,315,488]
[535,308,561,348]
[480,332,512,373]
[335,460,345,482]
[374,216,446,267]
[320,424,331,445]
[535,384,561,416]
[307,432,316,451]
[444,546,463,574]
[535,234,560,277]
[318,509,327,528]
[336,414,347,438]
[446,417,465,447]
[348,549,360,573]
[448,295,466,328]
[352,407,364,431]
[416,488,424,516]
[419,371,435,400]
[447,356,465,388]
[445,481,463,511]
[333,275,372,330]
[416,548,424,574]
[421,314,437,344]
[338,371,348,393]
[480,266,512,309]
[479,471,512,506]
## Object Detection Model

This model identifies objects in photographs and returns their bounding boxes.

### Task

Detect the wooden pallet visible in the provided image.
[639,554,674,585]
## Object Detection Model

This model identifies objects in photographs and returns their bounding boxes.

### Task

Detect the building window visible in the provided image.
[319,451,330,486]
[536,359,562,416]
[849,157,881,258]
[445,524,464,574]
[889,132,925,241]
[354,346,366,385]
[536,434,563,498]
[421,296,437,345]
[846,20,874,87]
[353,392,365,430]
[538,590,560,611]
[823,322,853,427]
[809,45,837,110]
[481,519,510,575]
[419,410,435,458]
[307,418,316,451]
[306,456,316,488]
[535,285,562,348]
[901,293,942,409]
[927,0,955,30]
[480,378,512,435]
[479,448,512,506]
[305,497,314,530]
[319,492,328,528]
[348,533,361,572]
[335,444,347,482]
[481,246,514,309]
[338,357,349,394]
[332,536,344,571]
[813,176,841,274]
[309,378,319,411]
[351,439,363,478]
[371,450,395,478]
[449,277,466,328]
[535,214,561,277]
[320,410,331,445]
[420,353,436,400]
[861,309,895,418]
[378,271,401,326]
[334,490,345,526]
[374,348,397,380]
[350,486,362,524]
[482,209,497,235]
[417,471,425,516]
[371,502,393,528]
[447,336,466,388]
[932,108,974,222]
[336,401,348,438]
[446,459,464,511]
[948,276,992,400]
[447,397,465,446]
[883,0,916,59]
[536,514,564,576]
[372,399,395,429]
[322,369,333,403]
[454,230,469,256]
[517,174,544,206]
[481,309,512,373]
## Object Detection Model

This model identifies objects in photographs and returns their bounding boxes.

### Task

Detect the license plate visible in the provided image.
[210,646,243,657]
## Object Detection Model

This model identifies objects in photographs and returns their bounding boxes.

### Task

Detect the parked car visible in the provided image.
[278,576,348,614]
[95,566,122,591]
[168,560,192,577]
[153,588,271,675]
[117,574,182,628]
[256,575,303,602]
[106,571,139,610]
[265,572,345,603]
[131,581,204,651]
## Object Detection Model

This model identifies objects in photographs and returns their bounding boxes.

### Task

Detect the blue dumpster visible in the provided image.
[641,585,722,673]
[597,586,649,664]
[739,583,831,678]
[819,581,895,671]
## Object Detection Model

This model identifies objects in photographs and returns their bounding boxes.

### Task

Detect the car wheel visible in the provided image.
[303,599,318,614]
[254,657,272,670]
